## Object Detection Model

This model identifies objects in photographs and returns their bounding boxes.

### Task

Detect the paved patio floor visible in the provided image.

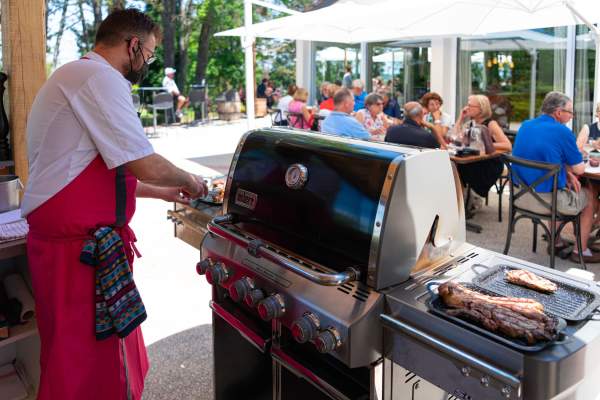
[135,120,597,399]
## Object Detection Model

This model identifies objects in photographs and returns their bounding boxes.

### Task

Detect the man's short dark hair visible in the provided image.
[333,88,353,107]
[95,8,162,46]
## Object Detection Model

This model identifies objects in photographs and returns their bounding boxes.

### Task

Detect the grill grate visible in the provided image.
[472,264,600,321]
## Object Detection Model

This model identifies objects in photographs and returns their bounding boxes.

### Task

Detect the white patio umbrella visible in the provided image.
[219,0,600,118]
[315,46,357,62]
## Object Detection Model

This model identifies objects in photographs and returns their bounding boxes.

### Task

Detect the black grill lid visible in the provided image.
[224,129,406,277]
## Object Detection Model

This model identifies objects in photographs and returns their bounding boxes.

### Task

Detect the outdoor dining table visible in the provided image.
[583,163,600,181]
[450,149,508,233]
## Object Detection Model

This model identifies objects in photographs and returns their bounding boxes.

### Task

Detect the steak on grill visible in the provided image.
[506,269,558,293]
[438,282,557,344]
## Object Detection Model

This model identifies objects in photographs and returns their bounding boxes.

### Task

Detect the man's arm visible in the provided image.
[126,153,207,198]
[568,163,585,175]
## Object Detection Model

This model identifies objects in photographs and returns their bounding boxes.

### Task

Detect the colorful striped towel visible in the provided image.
[80,226,146,340]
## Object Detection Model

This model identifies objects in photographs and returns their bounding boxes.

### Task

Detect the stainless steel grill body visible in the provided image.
[194,128,600,400]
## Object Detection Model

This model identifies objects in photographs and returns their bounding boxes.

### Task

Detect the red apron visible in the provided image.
[26,155,149,400]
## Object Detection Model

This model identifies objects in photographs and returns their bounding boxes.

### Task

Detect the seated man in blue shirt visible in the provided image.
[378,88,403,121]
[513,91,599,263]
[321,88,370,140]
[352,79,367,112]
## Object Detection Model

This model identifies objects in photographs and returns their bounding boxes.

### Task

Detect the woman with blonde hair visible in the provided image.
[288,87,314,129]
[454,94,512,207]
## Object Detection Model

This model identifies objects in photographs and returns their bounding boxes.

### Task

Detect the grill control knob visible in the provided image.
[229,278,253,303]
[315,328,342,354]
[480,376,490,388]
[291,313,320,343]
[196,258,212,275]
[244,289,265,308]
[257,294,286,321]
[205,262,229,286]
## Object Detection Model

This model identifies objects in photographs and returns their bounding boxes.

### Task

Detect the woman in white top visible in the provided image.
[355,93,390,140]
[576,103,600,151]
[421,92,453,137]
[274,84,296,126]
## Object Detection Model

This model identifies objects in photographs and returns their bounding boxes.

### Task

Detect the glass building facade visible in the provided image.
[306,24,598,133]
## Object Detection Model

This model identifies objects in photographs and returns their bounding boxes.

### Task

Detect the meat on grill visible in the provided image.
[447,302,557,344]
[438,282,557,344]
[438,281,545,316]
[506,269,558,293]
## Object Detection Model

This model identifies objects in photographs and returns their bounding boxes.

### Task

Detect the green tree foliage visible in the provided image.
[45,0,336,101]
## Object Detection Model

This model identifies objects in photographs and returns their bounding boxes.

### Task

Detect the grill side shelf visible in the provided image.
[471,264,600,321]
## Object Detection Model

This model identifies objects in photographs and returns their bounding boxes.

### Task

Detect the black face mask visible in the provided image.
[125,46,149,84]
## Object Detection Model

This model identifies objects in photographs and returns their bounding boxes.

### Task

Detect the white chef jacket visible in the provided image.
[22,51,154,216]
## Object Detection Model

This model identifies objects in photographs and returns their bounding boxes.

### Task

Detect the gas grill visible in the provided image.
[190,128,600,400]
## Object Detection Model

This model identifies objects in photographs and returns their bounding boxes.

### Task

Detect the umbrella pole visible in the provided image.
[529,49,538,119]
[244,0,255,130]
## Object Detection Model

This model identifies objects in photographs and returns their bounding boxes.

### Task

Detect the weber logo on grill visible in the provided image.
[235,188,258,210]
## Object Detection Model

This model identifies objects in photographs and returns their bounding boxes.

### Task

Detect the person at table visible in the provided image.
[22,9,207,400]
[453,94,511,202]
[385,102,442,149]
[513,91,600,263]
[421,92,453,136]
[162,67,189,120]
[318,81,330,104]
[257,78,268,98]
[274,84,296,126]
[321,88,370,140]
[287,87,314,129]
[355,93,390,140]
[352,79,367,111]
[318,84,338,113]
[576,102,600,151]
[378,88,403,122]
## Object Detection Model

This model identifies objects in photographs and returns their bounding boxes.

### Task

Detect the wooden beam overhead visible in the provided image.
[1,0,47,183]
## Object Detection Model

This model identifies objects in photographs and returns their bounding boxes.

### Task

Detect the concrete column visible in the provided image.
[430,37,458,119]
[296,40,315,104]
[360,42,370,91]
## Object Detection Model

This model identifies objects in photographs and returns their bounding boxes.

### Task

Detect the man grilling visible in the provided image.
[22,9,207,400]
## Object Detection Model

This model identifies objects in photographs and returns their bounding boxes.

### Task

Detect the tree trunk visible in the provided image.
[195,0,216,85]
[52,0,70,67]
[162,0,176,70]
[77,0,90,52]
[176,0,194,90]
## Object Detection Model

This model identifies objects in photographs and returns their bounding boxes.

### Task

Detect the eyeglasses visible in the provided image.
[467,104,480,108]
[126,38,156,65]
[375,102,384,106]
[560,108,574,115]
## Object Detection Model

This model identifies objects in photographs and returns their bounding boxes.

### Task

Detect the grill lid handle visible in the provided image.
[208,214,360,286]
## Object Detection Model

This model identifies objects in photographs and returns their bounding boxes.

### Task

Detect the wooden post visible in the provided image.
[1,0,47,183]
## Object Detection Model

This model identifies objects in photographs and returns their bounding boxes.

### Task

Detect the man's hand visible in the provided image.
[567,171,581,193]
[181,174,208,199]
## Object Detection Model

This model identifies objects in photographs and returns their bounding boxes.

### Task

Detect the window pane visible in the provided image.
[574,25,596,133]
[314,43,361,102]
[458,28,567,130]
[370,41,431,105]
